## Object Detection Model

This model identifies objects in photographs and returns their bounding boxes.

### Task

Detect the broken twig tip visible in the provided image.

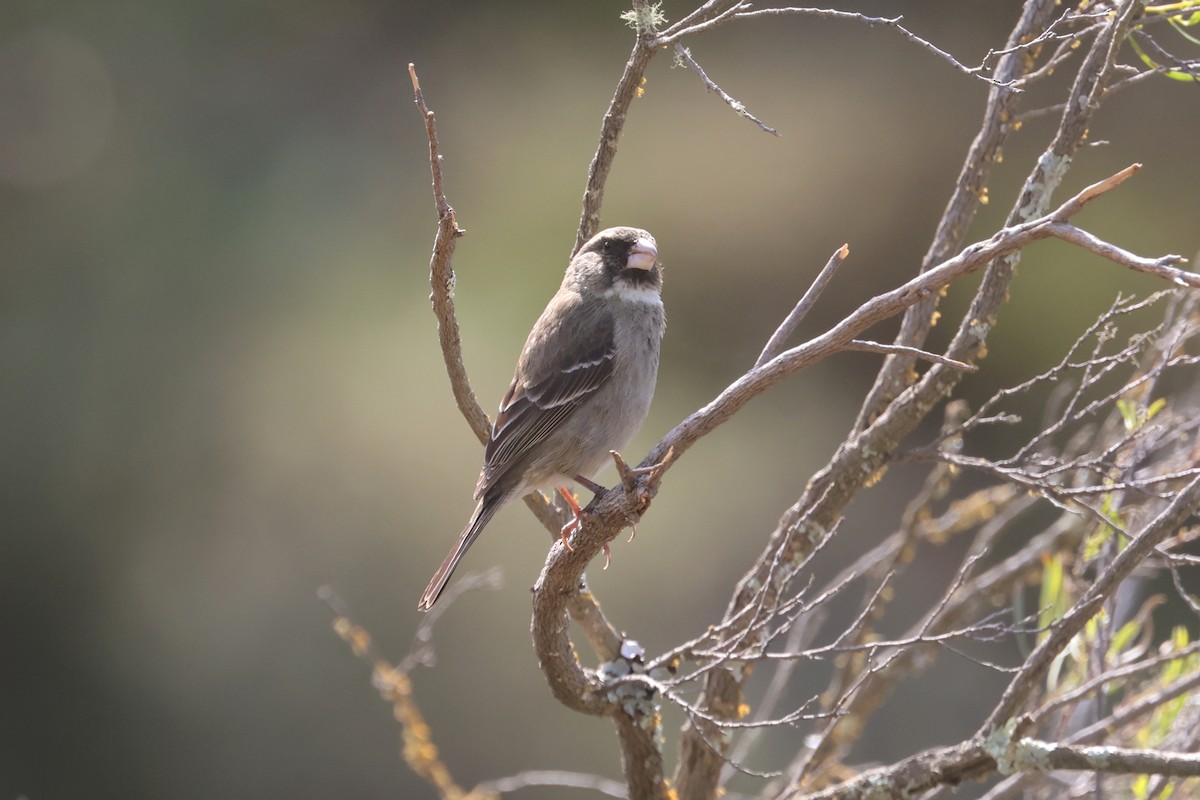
[839,243,850,258]
[408,63,420,92]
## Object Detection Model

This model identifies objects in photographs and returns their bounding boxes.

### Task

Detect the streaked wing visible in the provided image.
[478,313,616,495]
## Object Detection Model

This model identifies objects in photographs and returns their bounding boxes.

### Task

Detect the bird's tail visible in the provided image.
[417,499,499,611]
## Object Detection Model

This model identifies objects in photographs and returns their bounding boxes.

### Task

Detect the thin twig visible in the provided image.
[846,340,978,371]
[673,44,779,135]
[475,770,630,798]
[573,1,659,254]
[1045,222,1196,286]
[321,584,476,798]
[657,1,747,43]
[755,244,849,367]
[665,7,1014,87]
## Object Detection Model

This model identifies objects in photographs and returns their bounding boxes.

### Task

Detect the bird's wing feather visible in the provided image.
[478,305,616,495]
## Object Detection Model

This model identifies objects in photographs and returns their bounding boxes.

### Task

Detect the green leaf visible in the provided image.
[1109,618,1141,658]
[1118,398,1140,431]
[1038,553,1065,643]
[1128,32,1200,82]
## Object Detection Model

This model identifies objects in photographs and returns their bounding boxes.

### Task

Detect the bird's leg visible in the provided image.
[555,486,581,554]
[559,480,612,568]
[573,475,613,568]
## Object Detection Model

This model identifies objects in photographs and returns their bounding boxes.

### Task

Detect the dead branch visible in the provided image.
[755,244,849,368]
[675,5,1154,790]
[854,0,1064,430]
[395,5,1200,800]
[641,164,1186,478]
[673,44,779,135]
[408,64,484,441]
[572,0,660,254]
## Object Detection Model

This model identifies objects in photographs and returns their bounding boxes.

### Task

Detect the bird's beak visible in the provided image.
[627,238,658,271]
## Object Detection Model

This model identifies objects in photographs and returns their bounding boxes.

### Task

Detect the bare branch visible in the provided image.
[1030,640,1200,725]
[1062,659,1200,747]
[755,244,849,367]
[781,742,994,800]
[994,739,1200,778]
[855,0,1064,429]
[1045,222,1196,286]
[321,585,476,798]
[670,7,1015,86]
[658,1,747,43]
[984,8,1105,81]
[673,44,779,135]
[573,1,659,254]
[784,734,1200,800]
[643,163,1161,476]
[748,25,1158,786]
[409,64,487,441]
[475,770,629,798]
[403,7,1200,800]
[845,340,978,371]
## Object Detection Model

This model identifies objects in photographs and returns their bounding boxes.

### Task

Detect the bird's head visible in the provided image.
[568,227,661,296]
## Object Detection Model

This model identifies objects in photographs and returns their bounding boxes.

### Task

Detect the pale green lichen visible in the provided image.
[1018,151,1072,219]
[792,518,829,552]
[620,2,667,33]
[858,772,899,800]
[1013,738,1054,771]
[983,719,1020,775]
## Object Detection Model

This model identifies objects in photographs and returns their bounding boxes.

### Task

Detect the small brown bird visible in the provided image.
[418,227,665,611]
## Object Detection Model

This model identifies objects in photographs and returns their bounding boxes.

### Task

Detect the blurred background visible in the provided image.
[2,1,1197,797]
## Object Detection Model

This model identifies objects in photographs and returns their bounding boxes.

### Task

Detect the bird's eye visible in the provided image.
[602,240,612,253]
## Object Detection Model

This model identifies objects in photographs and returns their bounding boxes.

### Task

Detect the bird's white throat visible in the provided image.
[605,283,663,306]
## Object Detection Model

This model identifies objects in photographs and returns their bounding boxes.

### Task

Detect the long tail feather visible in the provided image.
[417,499,500,611]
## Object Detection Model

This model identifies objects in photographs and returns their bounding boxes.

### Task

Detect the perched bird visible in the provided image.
[418,226,666,611]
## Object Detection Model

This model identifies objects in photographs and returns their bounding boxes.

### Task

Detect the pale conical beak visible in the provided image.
[627,238,658,271]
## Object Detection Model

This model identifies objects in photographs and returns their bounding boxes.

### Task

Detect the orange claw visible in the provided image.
[556,486,583,552]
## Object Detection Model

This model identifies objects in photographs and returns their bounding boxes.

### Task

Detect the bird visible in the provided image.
[418,226,666,611]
